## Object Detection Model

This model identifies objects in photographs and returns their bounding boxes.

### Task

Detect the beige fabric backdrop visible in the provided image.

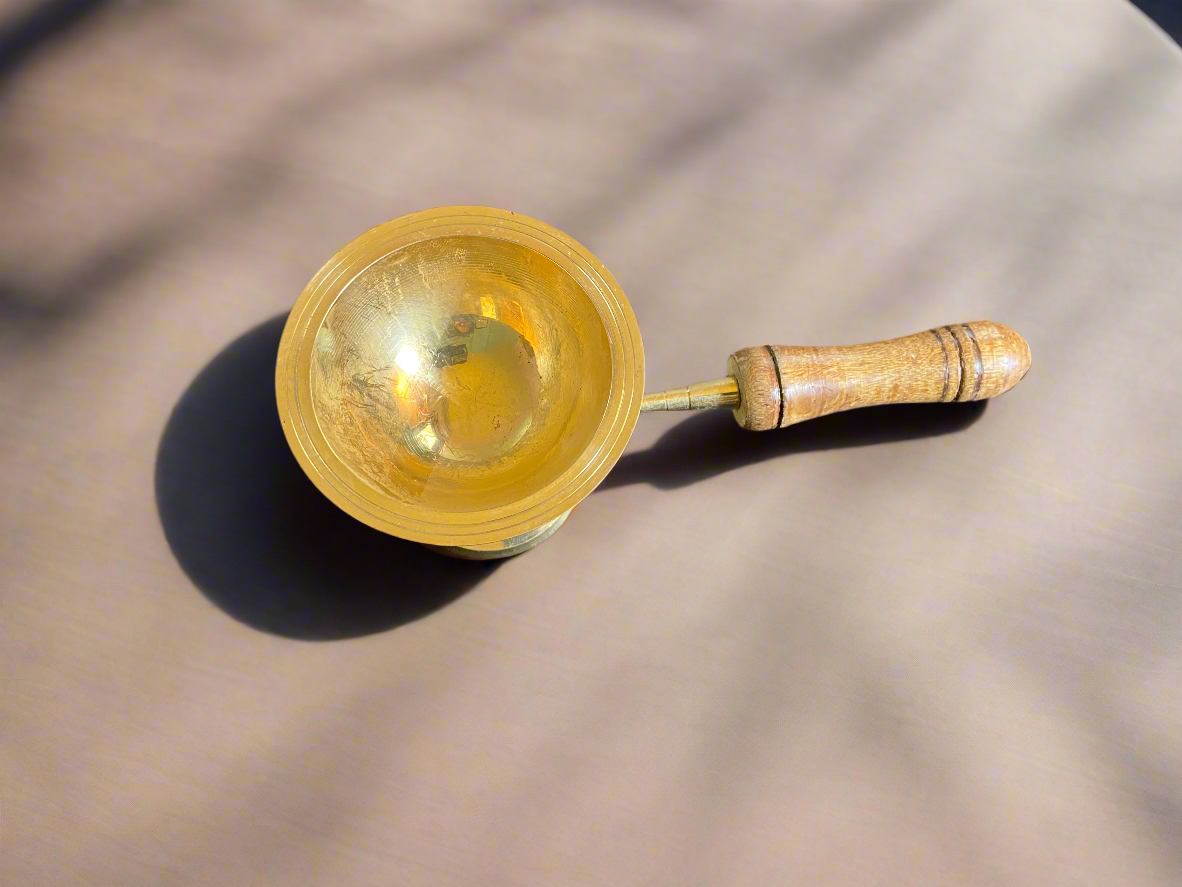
[3,0,1182,884]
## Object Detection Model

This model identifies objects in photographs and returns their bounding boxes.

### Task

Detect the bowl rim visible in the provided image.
[275,206,645,546]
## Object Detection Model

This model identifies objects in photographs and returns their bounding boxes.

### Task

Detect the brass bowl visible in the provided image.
[276,207,644,557]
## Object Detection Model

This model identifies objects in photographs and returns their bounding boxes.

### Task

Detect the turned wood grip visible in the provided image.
[726,321,1031,431]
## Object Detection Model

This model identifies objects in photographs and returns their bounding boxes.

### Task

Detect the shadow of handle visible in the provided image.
[598,398,987,492]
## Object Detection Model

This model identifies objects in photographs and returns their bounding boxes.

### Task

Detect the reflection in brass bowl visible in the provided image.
[277,207,644,556]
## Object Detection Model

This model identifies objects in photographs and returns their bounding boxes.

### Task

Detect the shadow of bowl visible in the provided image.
[155,314,499,640]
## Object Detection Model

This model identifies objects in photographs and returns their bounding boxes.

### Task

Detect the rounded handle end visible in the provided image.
[967,321,1031,400]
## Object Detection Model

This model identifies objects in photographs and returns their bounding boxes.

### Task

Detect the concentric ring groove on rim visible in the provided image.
[275,206,644,546]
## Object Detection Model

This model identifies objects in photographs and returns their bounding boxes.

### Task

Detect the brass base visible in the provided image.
[427,510,571,560]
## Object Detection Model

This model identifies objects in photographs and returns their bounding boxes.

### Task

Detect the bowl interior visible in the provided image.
[309,234,613,513]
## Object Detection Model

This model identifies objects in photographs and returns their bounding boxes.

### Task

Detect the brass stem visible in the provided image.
[640,376,741,412]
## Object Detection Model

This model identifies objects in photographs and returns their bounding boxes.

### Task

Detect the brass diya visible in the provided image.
[277,206,1030,558]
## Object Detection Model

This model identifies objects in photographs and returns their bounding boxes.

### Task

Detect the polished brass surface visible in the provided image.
[277,207,644,549]
[427,511,571,560]
[641,377,741,412]
[310,237,609,511]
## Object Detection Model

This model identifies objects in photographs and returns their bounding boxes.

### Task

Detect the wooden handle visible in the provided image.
[726,321,1030,431]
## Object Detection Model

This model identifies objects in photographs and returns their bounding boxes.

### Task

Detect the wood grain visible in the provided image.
[728,321,1031,430]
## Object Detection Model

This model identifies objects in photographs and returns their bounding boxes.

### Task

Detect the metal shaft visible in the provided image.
[640,376,741,412]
